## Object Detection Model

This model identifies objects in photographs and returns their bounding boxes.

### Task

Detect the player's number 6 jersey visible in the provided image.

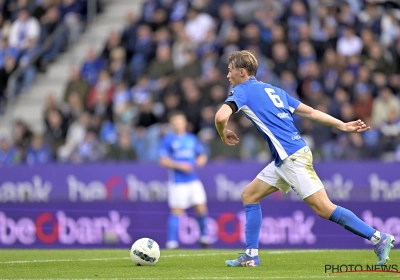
[225,77,307,166]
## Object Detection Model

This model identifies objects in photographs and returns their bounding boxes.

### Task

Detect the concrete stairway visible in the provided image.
[0,0,144,137]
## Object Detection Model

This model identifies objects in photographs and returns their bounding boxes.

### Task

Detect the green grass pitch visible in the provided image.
[0,249,399,279]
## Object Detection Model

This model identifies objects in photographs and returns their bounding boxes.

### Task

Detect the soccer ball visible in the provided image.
[130,238,161,266]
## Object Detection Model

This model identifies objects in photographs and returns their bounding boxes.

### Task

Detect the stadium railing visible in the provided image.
[5,0,101,135]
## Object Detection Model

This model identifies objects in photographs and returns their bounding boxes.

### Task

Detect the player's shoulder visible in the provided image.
[231,84,246,95]
[263,83,286,95]
[247,79,275,90]
[262,82,279,90]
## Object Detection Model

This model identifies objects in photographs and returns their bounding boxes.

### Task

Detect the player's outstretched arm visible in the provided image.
[294,103,370,133]
[215,104,240,146]
[159,156,192,173]
[196,154,207,168]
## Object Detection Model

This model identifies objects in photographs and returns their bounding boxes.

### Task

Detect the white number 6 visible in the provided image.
[265,88,284,108]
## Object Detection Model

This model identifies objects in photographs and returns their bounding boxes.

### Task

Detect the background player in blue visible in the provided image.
[215,50,395,267]
[159,111,209,249]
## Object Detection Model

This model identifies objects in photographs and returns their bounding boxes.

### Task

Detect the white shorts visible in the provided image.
[168,180,207,209]
[257,146,324,199]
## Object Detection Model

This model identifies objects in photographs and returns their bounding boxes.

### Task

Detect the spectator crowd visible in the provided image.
[0,0,102,113]
[1,0,400,167]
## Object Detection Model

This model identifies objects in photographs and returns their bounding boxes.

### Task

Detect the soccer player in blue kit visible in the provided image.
[215,50,395,267]
[159,111,209,249]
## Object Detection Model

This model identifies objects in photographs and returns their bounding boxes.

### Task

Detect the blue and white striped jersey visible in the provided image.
[225,77,306,166]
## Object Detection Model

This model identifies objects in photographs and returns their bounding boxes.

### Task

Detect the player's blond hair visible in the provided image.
[228,50,258,77]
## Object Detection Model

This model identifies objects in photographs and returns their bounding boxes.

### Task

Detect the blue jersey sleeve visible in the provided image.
[225,86,247,113]
[159,136,171,158]
[284,90,301,113]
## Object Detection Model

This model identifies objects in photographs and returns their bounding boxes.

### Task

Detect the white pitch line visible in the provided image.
[179,276,369,279]
[84,277,368,280]
[163,252,234,258]
[268,250,323,254]
[0,257,130,264]
[0,252,234,264]
[0,250,358,265]
[0,276,372,280]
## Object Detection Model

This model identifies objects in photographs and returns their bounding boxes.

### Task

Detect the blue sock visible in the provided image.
[244,204,262,249]
[197,215,206,237]
[167,214,179,242]
[329,206,375,239]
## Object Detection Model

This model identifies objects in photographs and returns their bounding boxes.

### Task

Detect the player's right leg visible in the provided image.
[281,147,395,265]
[166,208,184,249]
[226,174,280,267]
[193,203,209,248]
[166,183,191,249]
[190,180,209,249]
[304,189,395,265]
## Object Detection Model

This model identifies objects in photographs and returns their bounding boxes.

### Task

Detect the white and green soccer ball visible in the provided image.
[130,238,161,266]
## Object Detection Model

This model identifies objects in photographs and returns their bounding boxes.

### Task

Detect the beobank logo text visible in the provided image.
[179,210,316,246]
[0,211,131,245]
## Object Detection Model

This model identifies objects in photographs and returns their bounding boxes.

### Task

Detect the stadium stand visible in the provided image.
[0,0,103,108]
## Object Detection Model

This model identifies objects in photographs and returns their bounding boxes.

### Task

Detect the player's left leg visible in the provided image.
[166,183,191,249]
[304,189,395,265]
[167,208,184,249]
[193,203,209,248]
[226,176,280,267]
[190,180,209,248]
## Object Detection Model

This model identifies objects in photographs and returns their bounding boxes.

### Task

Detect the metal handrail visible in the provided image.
[6,22,69,134]
[5,0,100,135]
